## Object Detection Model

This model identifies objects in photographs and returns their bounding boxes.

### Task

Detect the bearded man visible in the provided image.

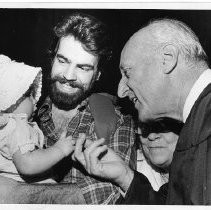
[36,12,135,204]
[0,12,135,204]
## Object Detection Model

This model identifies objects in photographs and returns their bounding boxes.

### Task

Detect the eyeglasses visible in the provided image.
[139,117,184,138]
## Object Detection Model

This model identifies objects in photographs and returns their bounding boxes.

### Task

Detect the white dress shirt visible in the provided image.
[183,69,211,122]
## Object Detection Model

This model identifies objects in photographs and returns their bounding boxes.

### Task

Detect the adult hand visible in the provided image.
[71,133,89,164]
[73,135,134,192]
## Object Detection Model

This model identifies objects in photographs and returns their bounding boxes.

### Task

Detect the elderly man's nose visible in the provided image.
[148,133,160,141]
[63,65,77,81]
[118,78,129,98]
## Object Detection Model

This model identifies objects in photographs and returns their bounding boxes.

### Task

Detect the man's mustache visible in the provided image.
[51,76,83,89]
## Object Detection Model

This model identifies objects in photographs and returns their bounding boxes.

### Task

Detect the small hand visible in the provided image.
[55,131,76,157]
[0,114,8,128]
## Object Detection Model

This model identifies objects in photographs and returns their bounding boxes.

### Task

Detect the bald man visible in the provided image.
[74,18,211,205]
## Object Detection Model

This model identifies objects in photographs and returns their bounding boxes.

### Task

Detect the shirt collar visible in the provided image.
[38,96,89,121]
[183,69,211,123]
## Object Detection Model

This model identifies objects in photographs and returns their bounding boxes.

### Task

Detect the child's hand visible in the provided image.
[54,131,76,157]
[0,114,9,128]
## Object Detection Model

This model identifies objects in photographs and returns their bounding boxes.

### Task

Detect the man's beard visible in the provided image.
[49,75,93,111]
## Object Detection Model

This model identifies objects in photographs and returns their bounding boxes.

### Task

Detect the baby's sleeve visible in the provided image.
[8,115,44,156]
[0,114,16,159]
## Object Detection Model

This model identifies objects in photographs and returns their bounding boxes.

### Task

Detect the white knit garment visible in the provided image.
[0,55,42,111]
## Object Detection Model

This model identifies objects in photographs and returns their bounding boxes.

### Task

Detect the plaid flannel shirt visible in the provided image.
[37,97,136,204]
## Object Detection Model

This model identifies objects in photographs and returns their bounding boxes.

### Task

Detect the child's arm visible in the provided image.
[12,132,76,176]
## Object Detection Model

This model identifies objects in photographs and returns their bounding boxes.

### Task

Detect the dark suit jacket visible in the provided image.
[119,84,211,205]
[167,84,211,204]
[117,170,168,204]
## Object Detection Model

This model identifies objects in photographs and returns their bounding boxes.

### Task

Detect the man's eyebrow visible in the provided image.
[56,54,94,70]
[56,53,70,63]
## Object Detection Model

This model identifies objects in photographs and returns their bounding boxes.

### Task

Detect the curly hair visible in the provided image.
[49,12,112,73]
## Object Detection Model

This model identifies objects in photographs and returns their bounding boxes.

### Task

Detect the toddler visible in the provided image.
[0,55,75,183]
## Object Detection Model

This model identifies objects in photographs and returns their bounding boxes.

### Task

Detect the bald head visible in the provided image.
[120,26,157,73]
[129,18,208,64]
[118,18,209,122]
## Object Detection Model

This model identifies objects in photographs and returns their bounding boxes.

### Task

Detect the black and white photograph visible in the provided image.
[0,1,211,208]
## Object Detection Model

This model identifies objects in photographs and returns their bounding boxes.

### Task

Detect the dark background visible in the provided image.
[1,9,211,96]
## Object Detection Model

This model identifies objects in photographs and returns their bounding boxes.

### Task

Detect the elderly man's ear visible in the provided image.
[160,44,179,74]
[96,71,101,81]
